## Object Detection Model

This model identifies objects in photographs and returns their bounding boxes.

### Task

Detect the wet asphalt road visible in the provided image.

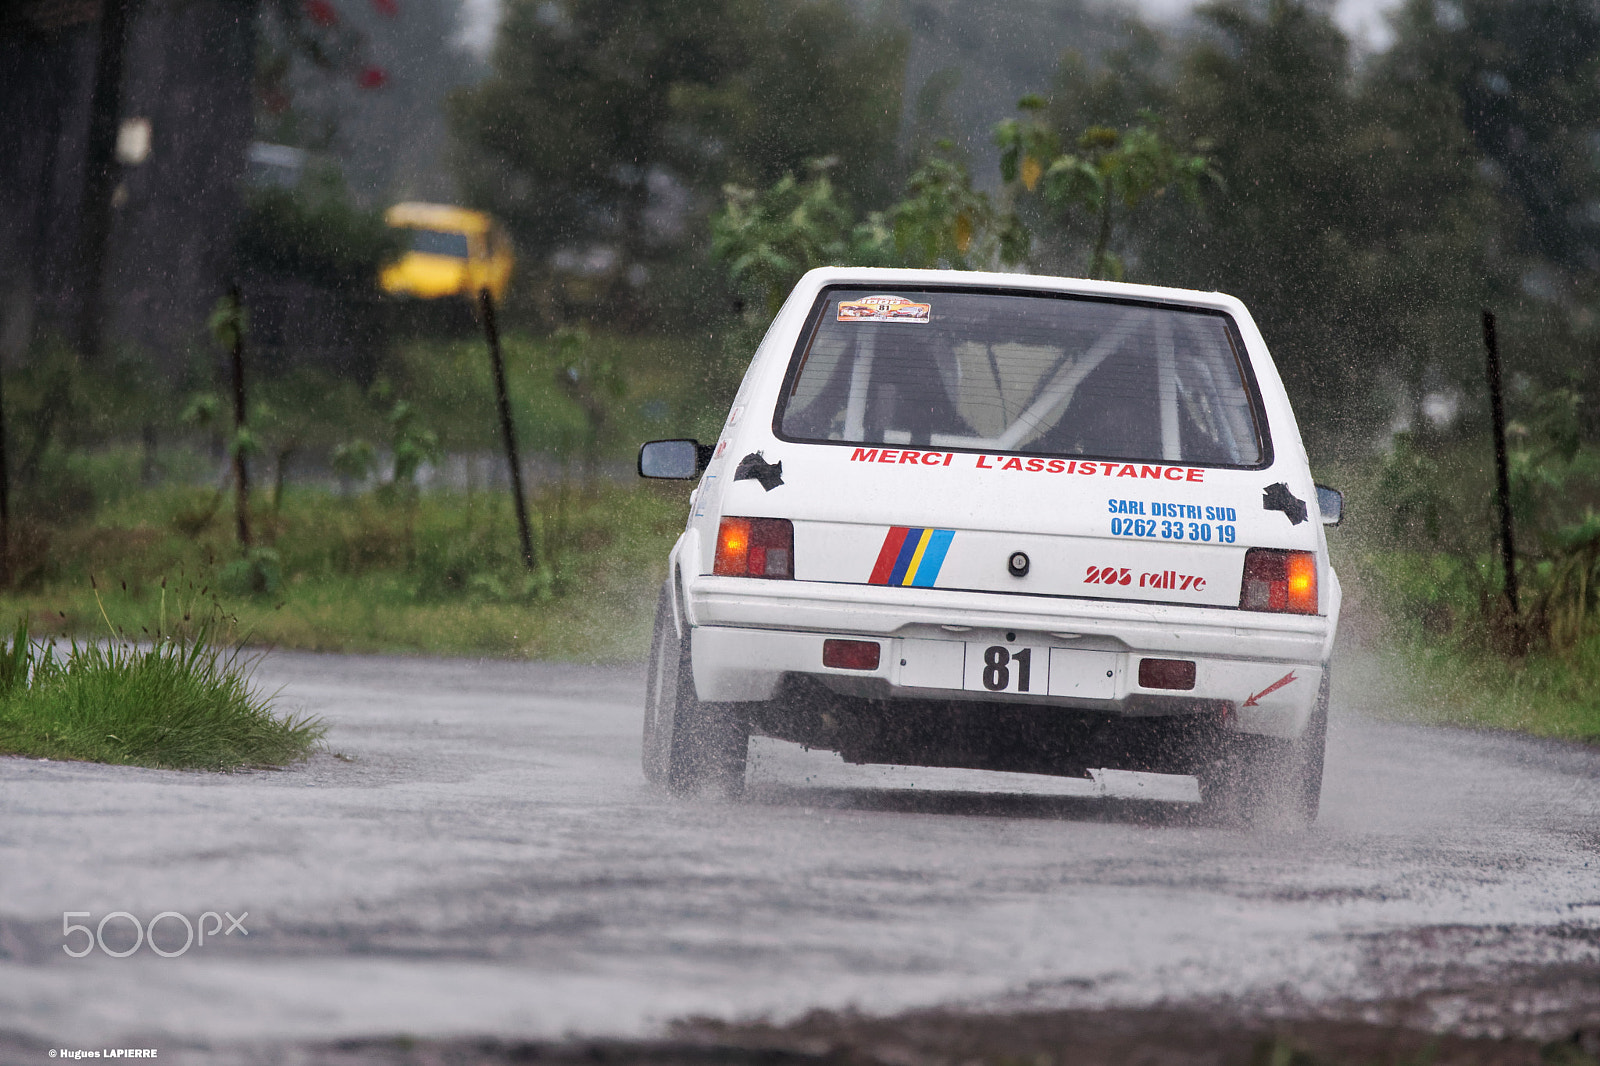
[1,651,1597,1058]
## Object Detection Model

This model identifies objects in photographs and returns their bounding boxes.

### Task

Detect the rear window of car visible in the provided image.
[405,228,471,258]
[776,288,1269,468]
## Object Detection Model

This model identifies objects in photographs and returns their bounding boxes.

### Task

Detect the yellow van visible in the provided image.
[379,203,514,302]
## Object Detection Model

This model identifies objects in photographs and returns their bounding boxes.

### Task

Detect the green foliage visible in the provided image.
[711,163,862,320]
[206,291,247,354]
[1348,381,1600,656]
[234,164,399,291]
[883,147,1027,271]
[1382,0,1600,276]
[331,440,377,482]
[0,606,323,770]
[711,147,1025,323]
[998,106,1216,280]
[1013,0,1519,443]
[552,326,628,480]
[383,398,441,490]
[219,548,284,598]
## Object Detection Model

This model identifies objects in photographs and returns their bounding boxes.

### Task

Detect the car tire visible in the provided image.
[641,585,674,786]
[1292,670,1330,824]
[641,581,748,797]
[1197,668,1328,829]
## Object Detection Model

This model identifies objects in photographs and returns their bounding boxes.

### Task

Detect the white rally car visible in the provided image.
[639,268,1342,825]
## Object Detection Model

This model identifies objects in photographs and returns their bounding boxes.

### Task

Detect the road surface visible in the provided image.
[1,651,1597,1061]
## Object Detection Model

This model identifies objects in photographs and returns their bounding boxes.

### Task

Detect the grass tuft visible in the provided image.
[0,604,323,771]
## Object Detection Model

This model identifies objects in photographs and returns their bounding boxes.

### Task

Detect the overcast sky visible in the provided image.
[1134,0,1400,49]
[457,0,1403,59]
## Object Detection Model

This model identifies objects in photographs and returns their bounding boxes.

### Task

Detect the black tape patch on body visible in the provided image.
[1262,482,1308,525]
[734,452,784,491]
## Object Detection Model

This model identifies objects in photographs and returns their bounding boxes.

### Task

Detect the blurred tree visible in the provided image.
[885,147,1027,271]
[1047,24,1175,136]
[711,162,860,321]
[997,103,1215,280]
[447,0,904,312]
[1140,0,1497,443]
[1380,0,1600,276]
[551,326,625,489]
[1372,0,1600,413]
[256,0,475,203]
[711,148,1024,324]
[234,164,400,292]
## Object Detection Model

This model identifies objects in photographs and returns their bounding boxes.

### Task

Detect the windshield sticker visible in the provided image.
[869,527,955,587]
[838,295,931,323]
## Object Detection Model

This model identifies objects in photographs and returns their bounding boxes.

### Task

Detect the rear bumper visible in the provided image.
[685,577,1332,739]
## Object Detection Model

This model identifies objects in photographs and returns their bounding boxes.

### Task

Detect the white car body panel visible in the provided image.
[662,267,1340,743]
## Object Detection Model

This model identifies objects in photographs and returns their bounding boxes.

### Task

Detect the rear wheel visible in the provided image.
[1197,669,1328,829]
[641,582,749,797]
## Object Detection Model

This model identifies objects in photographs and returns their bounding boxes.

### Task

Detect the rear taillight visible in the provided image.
[1239,548,1318,614]
[714,517,794,578]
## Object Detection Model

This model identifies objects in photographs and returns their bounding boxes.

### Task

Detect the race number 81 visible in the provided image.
[981,646,1033,692]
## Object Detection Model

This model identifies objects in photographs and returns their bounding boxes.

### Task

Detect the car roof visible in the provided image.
[385,202,494,234]
[792,267,1249,317]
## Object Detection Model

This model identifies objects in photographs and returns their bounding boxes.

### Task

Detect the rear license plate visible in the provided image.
[962,642,1046,695]
[900,640,1119,700]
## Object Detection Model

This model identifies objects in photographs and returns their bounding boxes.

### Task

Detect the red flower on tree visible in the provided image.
[357,65,389,89]
[303,0,338,26]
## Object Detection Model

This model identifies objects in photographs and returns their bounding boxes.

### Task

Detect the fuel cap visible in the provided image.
[1007,551,1030,577]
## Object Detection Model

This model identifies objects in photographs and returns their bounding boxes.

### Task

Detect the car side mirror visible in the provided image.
[1315,484,1343,527]
[639,439,711,480]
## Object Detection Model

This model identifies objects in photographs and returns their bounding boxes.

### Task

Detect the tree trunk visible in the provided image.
[75,0,135,360]
[1090,195,1114,281]
[229,284,250,547]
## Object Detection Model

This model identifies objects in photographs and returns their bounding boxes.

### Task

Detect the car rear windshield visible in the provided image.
[777,289,1267,467]
[405,228,471,258]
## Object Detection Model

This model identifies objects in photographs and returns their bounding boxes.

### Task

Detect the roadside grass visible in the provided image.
[1373,630,1600,741]
[0,479,688,661]
[0,614,324,771]
[0,325,716,662]
[1320,450,1600,745]
[391,329,733,455]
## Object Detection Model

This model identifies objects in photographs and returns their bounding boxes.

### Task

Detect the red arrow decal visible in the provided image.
[1243,670,1298,707]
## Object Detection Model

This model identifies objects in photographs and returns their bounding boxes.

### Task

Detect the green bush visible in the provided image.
[234,164,399,291]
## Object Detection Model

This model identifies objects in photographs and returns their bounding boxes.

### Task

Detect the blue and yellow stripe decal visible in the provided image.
[868,526,955,587]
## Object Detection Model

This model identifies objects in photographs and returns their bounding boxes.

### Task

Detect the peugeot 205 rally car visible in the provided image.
[639,268,1343,825]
